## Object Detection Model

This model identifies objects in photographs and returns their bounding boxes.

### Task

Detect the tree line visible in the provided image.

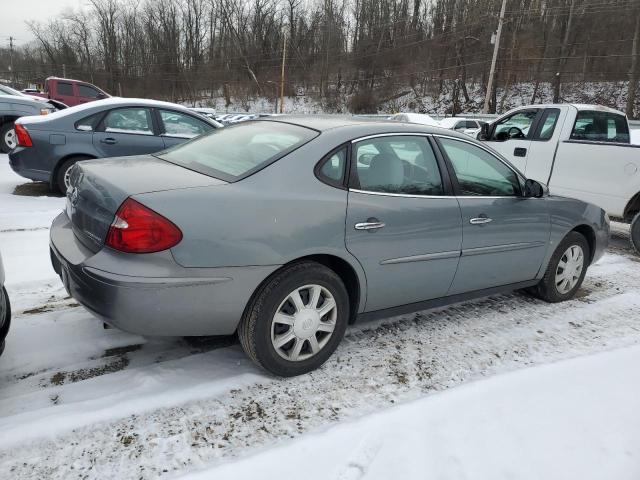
[0,0,639,117]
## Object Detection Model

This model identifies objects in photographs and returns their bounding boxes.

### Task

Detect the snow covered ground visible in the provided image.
[0,153,639,479]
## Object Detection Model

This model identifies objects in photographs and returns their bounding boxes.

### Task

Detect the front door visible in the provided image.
[435,136,551,294]
[93,107,164,158]
[484,109,541,172]
[345,134,462,312]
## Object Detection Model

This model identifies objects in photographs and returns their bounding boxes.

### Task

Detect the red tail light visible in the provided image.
[105,198,182,253]
[15,123,33,147]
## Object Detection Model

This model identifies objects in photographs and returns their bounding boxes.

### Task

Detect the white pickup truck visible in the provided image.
[478,104,640,251]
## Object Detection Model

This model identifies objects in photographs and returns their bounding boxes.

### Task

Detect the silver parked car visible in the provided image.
[0,252,11,356]
[50,117,609,376]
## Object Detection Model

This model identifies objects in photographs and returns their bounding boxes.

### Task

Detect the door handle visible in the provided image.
[355,220,386,231]
[470,215,493,225]
[514,147,527,157]
[100,138,117,145]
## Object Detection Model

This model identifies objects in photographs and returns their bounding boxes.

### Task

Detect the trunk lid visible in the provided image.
[67,155,226,252]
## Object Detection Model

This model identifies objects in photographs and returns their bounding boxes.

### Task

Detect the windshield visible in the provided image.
[158,121,318,181]
[0,85,26,97]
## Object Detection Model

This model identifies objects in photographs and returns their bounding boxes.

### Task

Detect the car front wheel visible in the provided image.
[238,261,350,377]
[533,231,590,303]
[0,286,11,356]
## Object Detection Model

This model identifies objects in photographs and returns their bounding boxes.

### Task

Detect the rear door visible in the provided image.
[484,109,541,172]
[435,135,550,294]
[345,134,463,312]
[93,107,164,158]
[52,80,77,106]
[157,109,215,148]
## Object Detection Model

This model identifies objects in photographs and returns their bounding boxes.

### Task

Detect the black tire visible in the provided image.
[0,123,16,153]
[533,231,590,303]
[54,156,90,193]
[631,213,640,255]
[238,261,350,377]
[0,286,11,357]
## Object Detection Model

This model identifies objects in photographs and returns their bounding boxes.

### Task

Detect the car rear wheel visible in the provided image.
[55,156,91,193]
[533,232,590,303]
[631,213,640,254]
[0,123,16,153]
[238,261,349,377]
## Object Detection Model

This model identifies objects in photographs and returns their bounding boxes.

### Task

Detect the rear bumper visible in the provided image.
[9,147,51,183]
[50,212,278,336]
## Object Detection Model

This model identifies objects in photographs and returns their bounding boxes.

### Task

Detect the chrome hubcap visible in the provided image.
[271,284,337,361]
[63,166,73,191]
[555,245,584,294]
[4,128,16,150]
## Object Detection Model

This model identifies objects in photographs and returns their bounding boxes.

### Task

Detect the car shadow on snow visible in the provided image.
[12,182,63,198]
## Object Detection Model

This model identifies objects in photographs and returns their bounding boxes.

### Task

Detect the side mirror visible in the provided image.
[524,179,548,198]
[477,122,490,140]
[96,93,107,99]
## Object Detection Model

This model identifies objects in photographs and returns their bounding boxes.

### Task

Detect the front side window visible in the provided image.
[492,110,539,141]
[103,108,153,135]
[570,110,630,143]
[534,108,560,140]
[78,84,100,98]
[438,137,520,197]
[57,82,74,96]
[352,136,444,196]
[158,121,318,181]
[159,110,212,138]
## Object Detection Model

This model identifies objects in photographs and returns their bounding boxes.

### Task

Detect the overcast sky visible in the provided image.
[1,0,84,47]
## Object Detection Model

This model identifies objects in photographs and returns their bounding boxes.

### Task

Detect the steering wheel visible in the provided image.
[507,126,525,139]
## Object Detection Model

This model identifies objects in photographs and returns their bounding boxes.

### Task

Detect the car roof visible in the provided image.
[258,115,468,138]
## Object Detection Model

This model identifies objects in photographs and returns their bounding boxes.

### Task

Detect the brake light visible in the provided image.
[15,124,33,147]
[105,198,182,253]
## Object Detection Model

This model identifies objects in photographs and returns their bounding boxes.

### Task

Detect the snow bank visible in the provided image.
[182,345,640,480]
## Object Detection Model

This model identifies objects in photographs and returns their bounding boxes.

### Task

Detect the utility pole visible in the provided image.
[279,32,287,114]
[8,36,15,86]
[483,0,508,113]
[62,64,67,78]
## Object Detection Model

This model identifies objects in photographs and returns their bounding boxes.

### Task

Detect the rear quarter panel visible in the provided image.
[542,196,609,270]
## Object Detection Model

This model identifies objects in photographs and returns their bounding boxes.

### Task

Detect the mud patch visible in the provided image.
[48,356,130,386]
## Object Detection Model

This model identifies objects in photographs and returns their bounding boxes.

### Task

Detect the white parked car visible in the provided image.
[389,112,440,127]
[439,117,488,136]
[478,103,640,251]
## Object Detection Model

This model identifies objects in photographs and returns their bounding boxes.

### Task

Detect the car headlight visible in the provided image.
[40,108,50,115]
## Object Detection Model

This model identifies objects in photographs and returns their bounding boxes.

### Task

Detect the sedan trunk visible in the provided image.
[67,155,227,252]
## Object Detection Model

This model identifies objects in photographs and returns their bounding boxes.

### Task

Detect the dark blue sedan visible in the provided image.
[9,98,223,192]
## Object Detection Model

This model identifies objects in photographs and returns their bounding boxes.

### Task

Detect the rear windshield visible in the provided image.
[157,121,318,181]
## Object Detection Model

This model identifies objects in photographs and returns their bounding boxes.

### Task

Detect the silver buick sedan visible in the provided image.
[0,251,11,356]
[50,117,609,376]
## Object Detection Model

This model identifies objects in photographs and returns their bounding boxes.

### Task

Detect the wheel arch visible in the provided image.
[623,192,640,222]
[571,224,596,264]
[243,254,364,326]
[50,153,97,188]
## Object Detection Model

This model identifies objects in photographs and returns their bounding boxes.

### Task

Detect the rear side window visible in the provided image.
[352,136,444,196]
[57,82,74,96]
[317,146,347,187]
[78,84,100,98]
[570,111,630,143]
[75,112,103,131]
[159,121,318,181]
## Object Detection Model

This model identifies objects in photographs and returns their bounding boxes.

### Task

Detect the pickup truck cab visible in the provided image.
[30,77,110,107]
[478,104,640,251]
